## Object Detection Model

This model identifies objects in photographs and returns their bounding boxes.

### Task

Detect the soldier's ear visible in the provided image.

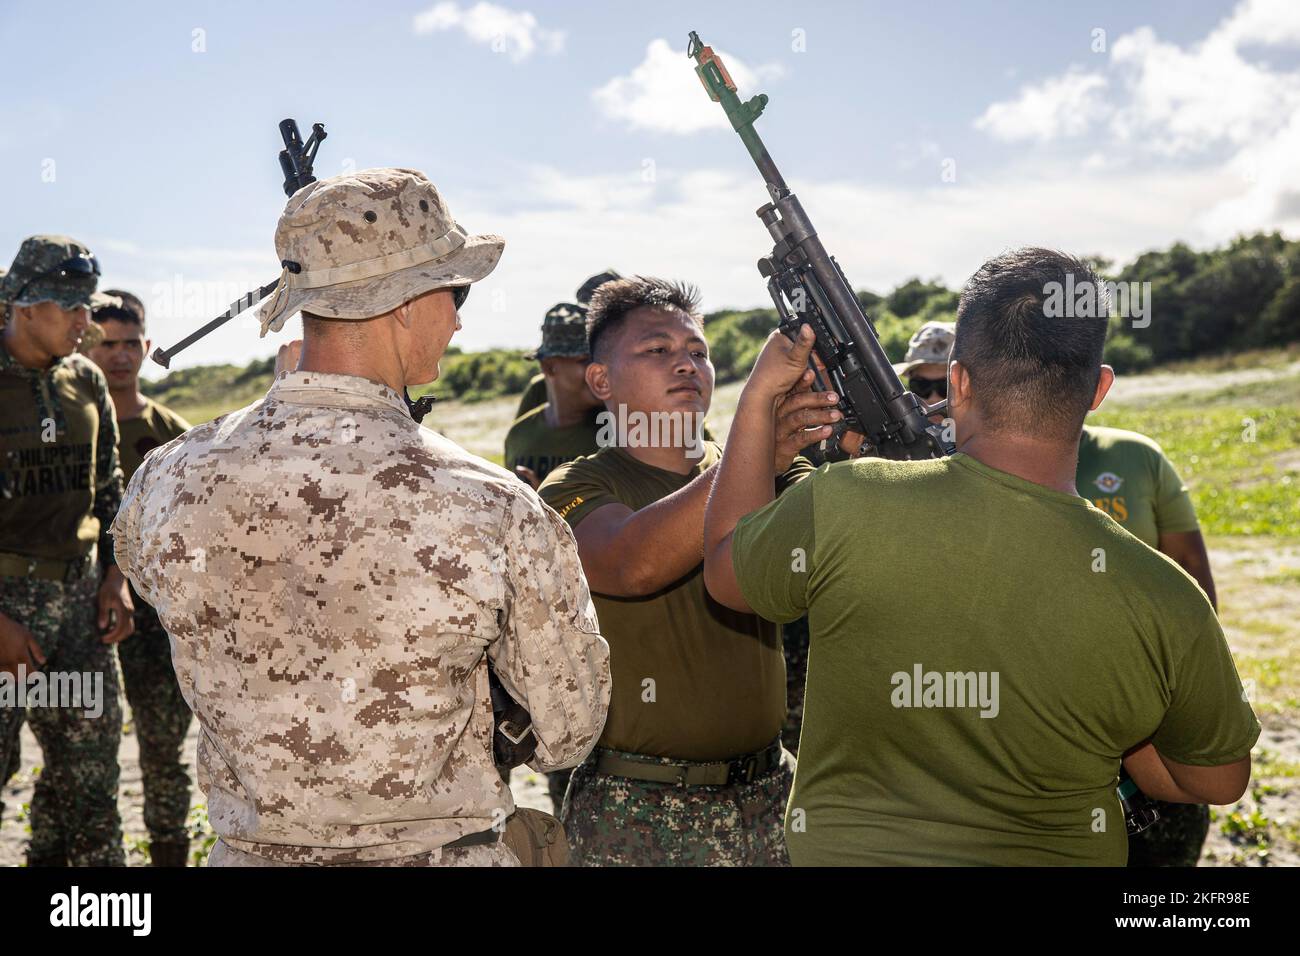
[392,302,413,329]
[585,360,612,401]
[948,360,972,411]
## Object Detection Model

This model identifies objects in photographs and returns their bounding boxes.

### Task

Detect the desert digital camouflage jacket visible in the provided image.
[111,370,610,864]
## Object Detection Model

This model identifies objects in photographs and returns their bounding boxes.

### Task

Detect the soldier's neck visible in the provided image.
[298,340,408,397]
[956,428,1081,496]
[109,386,149,421]
[1,324,56,370]
[543,378,594,428]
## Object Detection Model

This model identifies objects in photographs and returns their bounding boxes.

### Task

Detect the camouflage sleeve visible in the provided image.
[91,371,124,569]
[490,489,611,773]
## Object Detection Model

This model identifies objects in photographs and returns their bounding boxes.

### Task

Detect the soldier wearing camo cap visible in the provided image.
[504,301,606,492]
[111,167,611,866]
[513,269,622,420]
[893,320,956,416]
[85,289,196,867]
[0,235,133,867]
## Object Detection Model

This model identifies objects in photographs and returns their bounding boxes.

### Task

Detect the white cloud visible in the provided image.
[973,0,1300,256]
[445,157,1239,351]
[412,2,564,64]
[974,70,1109,142]
[592,38,785,135]
[127,150,1264,372]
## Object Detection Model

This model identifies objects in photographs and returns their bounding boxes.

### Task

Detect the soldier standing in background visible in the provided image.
[86,290,195,867]
[1077,421,1218,866]
[504,302,605,490]
[0,236,134,866]
[513,269,621,421]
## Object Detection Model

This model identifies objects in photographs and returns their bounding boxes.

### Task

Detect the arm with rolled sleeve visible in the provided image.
[1125,607,1259,804]
[490,489,611,773]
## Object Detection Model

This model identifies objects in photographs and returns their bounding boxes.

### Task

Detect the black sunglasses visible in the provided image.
[452,285,470,310]
[908,375,947,399]
[13,253,101,303]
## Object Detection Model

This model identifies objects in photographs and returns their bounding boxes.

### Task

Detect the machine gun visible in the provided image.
[686,32,951,462]
[686,31,1159,835]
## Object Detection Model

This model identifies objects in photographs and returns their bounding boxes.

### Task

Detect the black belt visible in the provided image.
[593,739,784,788]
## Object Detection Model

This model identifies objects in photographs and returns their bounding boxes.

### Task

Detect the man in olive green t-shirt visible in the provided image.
[538,276,831,866]
[703,248,1259,866]
[1077,422,1218,867]
[86,290,195,867]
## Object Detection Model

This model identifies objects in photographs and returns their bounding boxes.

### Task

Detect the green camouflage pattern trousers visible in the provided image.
[562,746,795,866]
[1128,800,1210,867]
[0,572,125,866]
[781,617,810,756]
[117,595,194,851]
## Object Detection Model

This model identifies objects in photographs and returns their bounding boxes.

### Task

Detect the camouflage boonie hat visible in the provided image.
[893,320,956,377]
[0,235,99,310]
[258,168,504,336]
[532,302,589,360]
[575,269,622,306]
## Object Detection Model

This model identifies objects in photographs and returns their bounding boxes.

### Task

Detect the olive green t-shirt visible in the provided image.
[539,442,806,761]
[0,343,122,561]
[1076,424,1199,548]
[503,404,602,487]
[732,453,1259,866]
[118,398,191,482]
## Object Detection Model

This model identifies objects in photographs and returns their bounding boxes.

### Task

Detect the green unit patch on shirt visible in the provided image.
[117,398,191,482]
[731,453,1259,866]
[503,404,602,487]
[1076,424,1199,548]
[539,442,810,762]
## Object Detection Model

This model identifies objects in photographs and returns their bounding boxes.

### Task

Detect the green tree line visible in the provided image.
[144,231,1300,410]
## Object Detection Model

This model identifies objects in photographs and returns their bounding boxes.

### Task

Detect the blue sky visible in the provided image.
[2,0,1296,374]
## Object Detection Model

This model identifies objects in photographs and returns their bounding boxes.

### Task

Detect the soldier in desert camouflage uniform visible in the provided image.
[0,237,134,867]
[112,168,611,866]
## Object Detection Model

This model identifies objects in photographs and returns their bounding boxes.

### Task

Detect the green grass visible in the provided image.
[1089,398,1300,537]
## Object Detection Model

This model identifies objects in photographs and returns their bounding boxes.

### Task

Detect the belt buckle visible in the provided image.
[735,754,758,786]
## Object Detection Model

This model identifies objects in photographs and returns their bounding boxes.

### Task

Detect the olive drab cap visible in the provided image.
[258,168,505,336]
[0,235,99,310]
[893,320,956,377]
[531,302,590,359]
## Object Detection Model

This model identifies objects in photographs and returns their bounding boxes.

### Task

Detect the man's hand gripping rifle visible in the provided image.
[687,32,952,462]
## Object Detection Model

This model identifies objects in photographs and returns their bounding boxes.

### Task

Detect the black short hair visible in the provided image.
[585,276,702,359]
[951,248,1108,440]
[97,288,146,331]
